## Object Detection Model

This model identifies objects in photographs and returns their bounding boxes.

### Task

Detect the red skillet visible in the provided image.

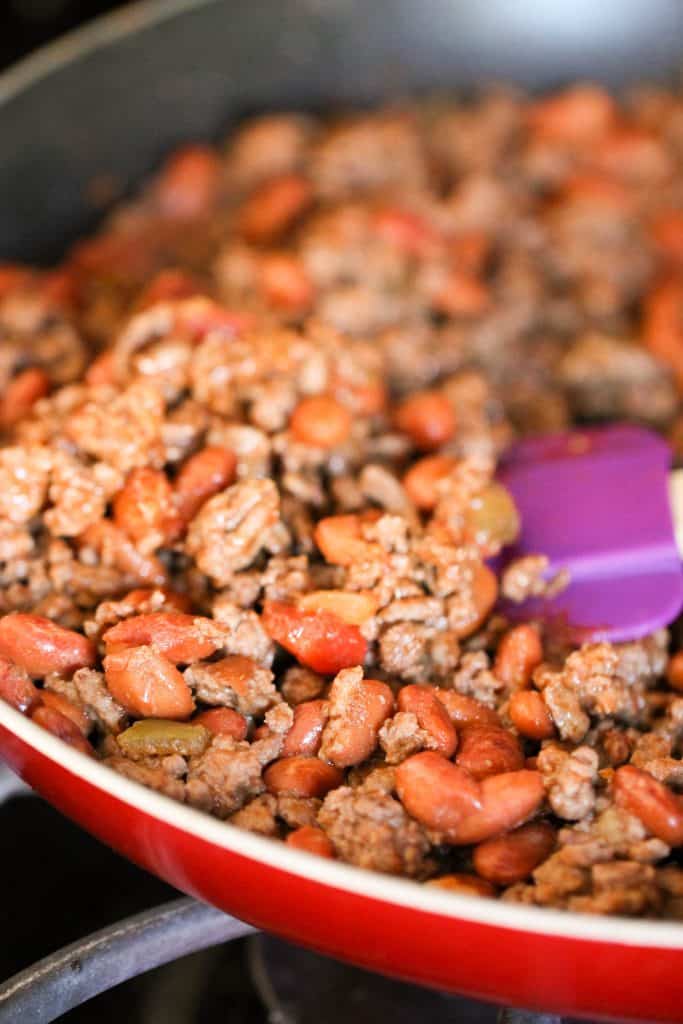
[3,1,683,1021]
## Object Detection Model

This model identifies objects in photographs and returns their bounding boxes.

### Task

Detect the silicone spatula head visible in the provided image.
[497,424,683,642]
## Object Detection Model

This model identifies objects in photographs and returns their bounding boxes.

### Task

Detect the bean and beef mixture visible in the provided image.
[4,83,683,917]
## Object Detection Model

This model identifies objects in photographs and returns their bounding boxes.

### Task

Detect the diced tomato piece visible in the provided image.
[261,600,367,675]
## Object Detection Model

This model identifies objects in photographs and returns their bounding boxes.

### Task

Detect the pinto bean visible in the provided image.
[40,690,90,736]
[320,676,394,768]
[238,173,312,243]
[282,699,328,757]
[31,705,94,756]
[433,690,501,730]
[193,707,248,740]
[174,447,237,524]
[455,727,524,780]
[509,690,556,740]
[290,395,352,448]
[0,614,95,678]
[473,821,556,886]
[402,455,457,510]
[397,685,457,758]
[613,765,683,846]
[424,873,495,897]
[0,657,40,714]
[395,752,483,835]
[494,625,543,690]
[297,590,378,626]
[264,756,343,798]
[113,467,183,549]
[394,391,456,451]
[314,511,383,566]
[103,612,223,663]
[104,646,194,720]
[445,770,545,845]
[286,825,335,858]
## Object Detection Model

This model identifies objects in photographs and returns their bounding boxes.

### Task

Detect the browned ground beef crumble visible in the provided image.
[4,83,683,916]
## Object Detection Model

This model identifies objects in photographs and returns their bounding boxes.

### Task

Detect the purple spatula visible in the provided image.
[497,424,683,642]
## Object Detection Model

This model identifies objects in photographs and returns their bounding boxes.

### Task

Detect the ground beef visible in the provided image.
[186,737,265,818]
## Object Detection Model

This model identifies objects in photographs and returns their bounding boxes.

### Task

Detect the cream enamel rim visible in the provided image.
[3,699,683,949]
[1,0,683,955]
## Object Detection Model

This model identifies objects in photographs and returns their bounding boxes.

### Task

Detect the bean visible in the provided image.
[642,278,683,386]
[193,707,248,740]
[31,705,94,756]
[446,770,545,845]
[494,625,543,690]
[321,677,394,768]
[121,587,193,613]
[238,173,312,243]
[264,756,343,798]
[0,614,95,678]
[297,590,378,625]
[113,467,182,549]
[373,207,440,256]
[259,254,314,312]
[473,821,556,886]
[290,395,352,448]
[649,210,683,266]
[455,727,524,781]
[432,270,489,317]
[424,873,495,897]
[394,391,456,451]
[104,646,194,720]
[314,512,383,566]
[286,825,335,858]
[174,447,237,524]
[84,350,117,388]
[666,651,683,692]
[402,455,457,510]
[137,268,203,309]
[433,690,502,730]
[262,600,367,675]
[395,752,483,835]
[103,612,222,663]
[528,84,615,145]
[509,690,556,740]
[0,657,40,714]
[450,563,498,639]
[0,368,50,427]
[156,145,222,218]
[397,685,458,758]
[282,699,328,757]
[40,691,90,736]
[613,765,683,846]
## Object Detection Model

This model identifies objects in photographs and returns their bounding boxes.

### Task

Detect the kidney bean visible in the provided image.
[0,657,40,714]
[84,350,117,388]
[264,756,343,798]
[394,391,456,451]
[397,685,457,758]
[395,752,483,835]
[424,873,495,898]
[259,254,314,312]
[643,277,683,386]
[31,705,94,756]
[666,651,683,692]
[494,625,543,690]
[0,368,50,428]
[238,173,312,243]
[649,210,683,266]
[433,690,501,730]
[290,395,352,448]
[174,447,237,523]
[314,511,383,566]
[156,145,222,218]
[509,690,556,740]
[455,727,524,781]
[286,825,335,858]
[402,455,457,510]
[137,268,204,309]
[0,614,95,678]
[432,269,489,317]
[446,770,545,845]
[450,563,499,639]
[473,821,556,886]
[0,264,31,297]
[193,707,248,740]
[449,230,491,274]
[104,646,194,720]
[613,765,683,846]
[282,699,328,757]
[343,379,387,416]
[297,590,377,625]
[262,600,367,675]
[40,690,91,736]
[103,612,222,663]
[527,84,615,146]
[321,677,394,767]
[373,207,441,257]
[113,467,183,549]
